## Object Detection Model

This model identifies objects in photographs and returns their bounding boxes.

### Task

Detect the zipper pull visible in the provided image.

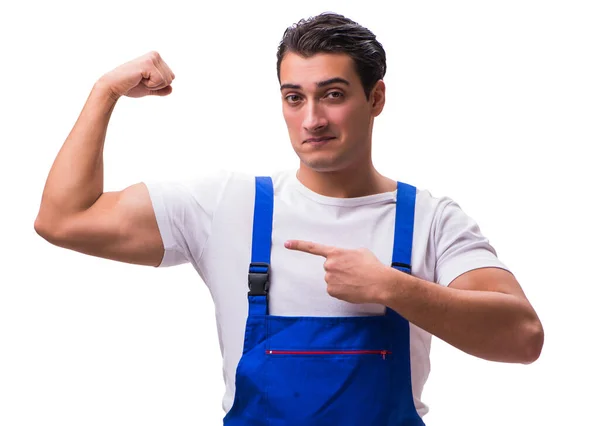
[381,350,387,360]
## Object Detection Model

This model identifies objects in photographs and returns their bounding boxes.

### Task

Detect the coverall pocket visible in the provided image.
[265,347,394,425]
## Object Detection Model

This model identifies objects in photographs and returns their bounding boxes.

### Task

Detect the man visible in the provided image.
[34,12,543,425]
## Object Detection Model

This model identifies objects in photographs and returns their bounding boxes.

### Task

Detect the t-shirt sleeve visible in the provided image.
[143,170,230,268]
[433,199,510,286]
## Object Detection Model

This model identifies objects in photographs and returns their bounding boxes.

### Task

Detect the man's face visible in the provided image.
[279,52,384,172]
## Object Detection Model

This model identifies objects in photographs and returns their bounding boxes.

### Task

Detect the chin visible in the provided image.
[299,155,349,173]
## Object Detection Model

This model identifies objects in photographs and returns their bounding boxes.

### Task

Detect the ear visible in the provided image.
[370,80,386,117]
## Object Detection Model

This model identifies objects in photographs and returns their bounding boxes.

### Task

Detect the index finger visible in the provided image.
[284,240,335,257]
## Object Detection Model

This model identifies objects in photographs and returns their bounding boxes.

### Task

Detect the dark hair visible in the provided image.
[276,12,387,99]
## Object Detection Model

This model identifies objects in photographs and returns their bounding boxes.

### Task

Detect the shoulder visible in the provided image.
[412,185,485,244]
[145,169,258,201]
[144,169,297,208]
[400,181,456,228]
[410,186,509,285]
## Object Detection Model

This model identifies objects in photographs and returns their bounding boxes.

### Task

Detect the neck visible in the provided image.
[296,160,397,198]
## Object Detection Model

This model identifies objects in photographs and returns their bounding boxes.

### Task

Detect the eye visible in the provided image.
[284,94,302,104]
[325,91,344,100]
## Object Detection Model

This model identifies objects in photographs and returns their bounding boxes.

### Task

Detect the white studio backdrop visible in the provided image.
[1,1,598,425]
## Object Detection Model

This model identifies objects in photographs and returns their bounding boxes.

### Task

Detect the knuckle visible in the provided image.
[143,56,155,69]
[326,283,338,297]
[145,52,161,69]
[148,50,161,60]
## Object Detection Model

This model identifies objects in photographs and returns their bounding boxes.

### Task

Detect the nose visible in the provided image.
[302,101,328,133]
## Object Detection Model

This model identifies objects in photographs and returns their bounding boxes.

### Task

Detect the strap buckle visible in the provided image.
[392,262,412,274]
[248,262,270,296]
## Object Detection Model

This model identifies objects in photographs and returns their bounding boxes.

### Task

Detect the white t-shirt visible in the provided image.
[145,169,509,418]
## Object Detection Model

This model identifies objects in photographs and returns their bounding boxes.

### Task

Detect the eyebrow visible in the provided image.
[280,77,351,91]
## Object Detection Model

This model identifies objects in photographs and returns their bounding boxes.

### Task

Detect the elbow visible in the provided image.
[34,214,63,245]
[520,319,544,364]
[34,215,51,240]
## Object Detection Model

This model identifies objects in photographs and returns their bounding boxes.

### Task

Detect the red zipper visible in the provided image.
[266,350,392,360]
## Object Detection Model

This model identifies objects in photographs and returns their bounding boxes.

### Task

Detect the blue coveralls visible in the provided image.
[223,177,426,425]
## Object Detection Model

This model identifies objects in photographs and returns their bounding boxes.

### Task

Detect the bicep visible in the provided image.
[448,267,527,299]
[53,183,165,266]
[432,199,526,298]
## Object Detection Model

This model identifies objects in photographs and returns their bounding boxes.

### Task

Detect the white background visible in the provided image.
[1,0,598,425]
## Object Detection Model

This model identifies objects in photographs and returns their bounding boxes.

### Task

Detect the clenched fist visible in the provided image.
[97,51,175,100]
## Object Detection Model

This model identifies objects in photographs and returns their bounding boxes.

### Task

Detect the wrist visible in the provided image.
[93,78,121,103]
[373,266,402,305]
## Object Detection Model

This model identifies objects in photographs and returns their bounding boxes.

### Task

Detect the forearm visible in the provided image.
[378,269,543,364]
[36,80,118,226]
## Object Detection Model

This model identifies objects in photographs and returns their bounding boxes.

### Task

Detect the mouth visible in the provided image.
[303,136,336,144]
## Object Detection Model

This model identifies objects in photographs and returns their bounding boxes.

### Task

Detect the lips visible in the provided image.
[304,136,335,143]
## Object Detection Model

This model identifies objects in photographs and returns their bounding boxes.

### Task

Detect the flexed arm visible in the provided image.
[34,51,175,266]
